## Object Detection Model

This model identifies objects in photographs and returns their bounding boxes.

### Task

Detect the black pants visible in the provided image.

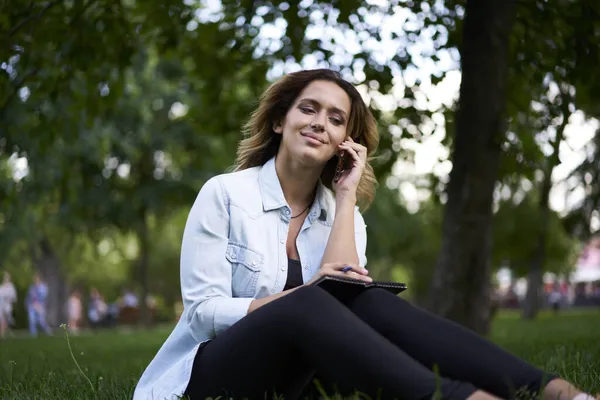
[184,286,555,400]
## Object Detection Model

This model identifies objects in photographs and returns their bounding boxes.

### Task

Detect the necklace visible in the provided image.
[291,203,312,219]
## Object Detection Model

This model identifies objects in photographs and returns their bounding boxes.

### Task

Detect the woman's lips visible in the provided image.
[301,132,325,144]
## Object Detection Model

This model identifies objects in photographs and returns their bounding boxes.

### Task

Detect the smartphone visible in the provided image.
[333,150,353,183]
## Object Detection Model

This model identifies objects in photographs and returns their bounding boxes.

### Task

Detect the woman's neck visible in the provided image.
[274,154,320,208]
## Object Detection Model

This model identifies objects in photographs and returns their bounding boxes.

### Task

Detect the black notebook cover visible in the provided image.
[311,275,407,303]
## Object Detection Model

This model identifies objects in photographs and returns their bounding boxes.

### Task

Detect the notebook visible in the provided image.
[311,275,407,303]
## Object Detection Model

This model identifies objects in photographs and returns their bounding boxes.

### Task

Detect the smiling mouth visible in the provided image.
[300,132,326,144]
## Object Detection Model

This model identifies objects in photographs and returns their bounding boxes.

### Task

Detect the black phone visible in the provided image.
[333,135,363,183]
[339,150,353,170]
[333,151,352,183]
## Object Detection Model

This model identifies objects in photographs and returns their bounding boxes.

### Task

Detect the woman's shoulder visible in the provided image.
[196,166,263,210]
[203,166,261,194]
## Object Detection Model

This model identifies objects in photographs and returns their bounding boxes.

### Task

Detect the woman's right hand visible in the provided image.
[305,262,372,286]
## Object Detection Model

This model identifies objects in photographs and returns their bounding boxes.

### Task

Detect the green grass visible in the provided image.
[0,309,599,400]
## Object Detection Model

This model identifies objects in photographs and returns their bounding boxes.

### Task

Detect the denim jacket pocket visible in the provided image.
[226,242,264,297]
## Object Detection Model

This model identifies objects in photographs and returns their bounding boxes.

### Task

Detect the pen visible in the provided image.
[341,266,352,273]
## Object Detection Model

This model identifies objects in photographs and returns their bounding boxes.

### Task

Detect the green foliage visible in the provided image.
[1,0,599,320]
[0,0,193,114]
[562,129,600,240]
[364,186,442,302]
[493,193,578,278]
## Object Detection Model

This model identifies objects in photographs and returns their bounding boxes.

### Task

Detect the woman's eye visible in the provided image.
[330,117,343,125]
[300,106,314,113]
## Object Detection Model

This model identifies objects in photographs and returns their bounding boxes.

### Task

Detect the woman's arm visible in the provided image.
[247,287,301,313]
[248,193,369,314]
[319,193,363,266]
[181,177,255,341]
[320,137,369,268]
[250,138,372,314]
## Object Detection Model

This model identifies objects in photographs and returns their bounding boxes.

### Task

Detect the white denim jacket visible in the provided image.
[133,156,368,400]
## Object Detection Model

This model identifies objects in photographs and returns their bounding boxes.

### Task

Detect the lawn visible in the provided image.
[0,309,599,400]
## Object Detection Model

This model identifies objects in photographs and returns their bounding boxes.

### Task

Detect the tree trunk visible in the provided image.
[523,87,572,320]
[428,0,516,335]
[34,236,69,329]
[137,209,151,327]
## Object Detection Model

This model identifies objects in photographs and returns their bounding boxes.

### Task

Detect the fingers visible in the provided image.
[339,140,365,153]
[323,262,369,276]
[338,140,366,163]
[340,270,372,282]
[344,136,365,151]
[339,144,360,163]
[319,267,371,282]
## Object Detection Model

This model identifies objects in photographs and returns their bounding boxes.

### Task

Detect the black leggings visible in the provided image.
[184,286,555,400]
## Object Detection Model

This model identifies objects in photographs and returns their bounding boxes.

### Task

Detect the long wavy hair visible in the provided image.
[233,69,379,210]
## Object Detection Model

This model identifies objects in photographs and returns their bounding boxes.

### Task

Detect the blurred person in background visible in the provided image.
[0,271,17,338]
[67,289,83,333]
[121,287,139,308]
[88,287,108,329]
[25,273,52,336]
[548,284,563,314]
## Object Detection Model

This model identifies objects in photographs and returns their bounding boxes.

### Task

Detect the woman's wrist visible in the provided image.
[335,190,357,208]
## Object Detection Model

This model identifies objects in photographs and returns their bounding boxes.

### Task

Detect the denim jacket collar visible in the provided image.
[258,156,333,225]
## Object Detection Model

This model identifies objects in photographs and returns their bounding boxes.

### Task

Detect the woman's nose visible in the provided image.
[310,113,326,131]
[309,121,324,132]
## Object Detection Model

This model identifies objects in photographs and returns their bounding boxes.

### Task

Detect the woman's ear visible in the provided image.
[273,121,283,134]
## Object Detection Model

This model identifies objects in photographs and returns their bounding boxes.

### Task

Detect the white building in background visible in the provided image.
[571,237,600,283]
[495,268,563,299]
[494,236,600,307]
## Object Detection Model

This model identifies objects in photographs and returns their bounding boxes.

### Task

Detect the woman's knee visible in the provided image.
[278,286,345,324]
[288,285,339,308]
[351,287,411,310]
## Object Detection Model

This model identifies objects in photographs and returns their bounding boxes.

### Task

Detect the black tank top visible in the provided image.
[284,259,304,290]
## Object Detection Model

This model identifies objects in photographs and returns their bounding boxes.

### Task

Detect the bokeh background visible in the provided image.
[1,0,599,338]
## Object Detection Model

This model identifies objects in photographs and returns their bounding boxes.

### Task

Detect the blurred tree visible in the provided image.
[86,51,200,324]
[522,82,572,320]
[428,0,600,331]
[562,129,600,240]
[493,193,578,279]
[0,0,192,118]
[428,0,517,335]
[364,186,442,305]
[0,0,194,326]
[3,0,599,333]
[500,0,600,319]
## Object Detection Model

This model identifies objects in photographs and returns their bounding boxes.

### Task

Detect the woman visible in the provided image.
[88,287,108,329]
[67,289,83,333]
[134,69,596,400]
[0,272,17,338]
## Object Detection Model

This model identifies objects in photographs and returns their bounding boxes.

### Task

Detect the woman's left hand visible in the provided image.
[332,136,367,196]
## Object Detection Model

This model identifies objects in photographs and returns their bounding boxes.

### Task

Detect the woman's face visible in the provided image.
[275,80,351,166]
